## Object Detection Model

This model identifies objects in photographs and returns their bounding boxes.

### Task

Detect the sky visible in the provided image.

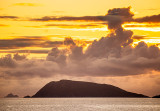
[0,0,160,97]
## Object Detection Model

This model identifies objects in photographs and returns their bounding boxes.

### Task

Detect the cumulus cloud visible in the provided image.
[107,7,134,18]
[46,48,67,65]
[0,53,27,68]
[106,7,134,29]
[0,55,17,68]
[64,37,76,46]
[1,7,160,79]
[13,53,27,61]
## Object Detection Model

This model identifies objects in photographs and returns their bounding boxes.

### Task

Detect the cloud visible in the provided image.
[1,7,160,79]
[30,7,132,22]
[0,36,92,50]
[0,16,18,19]
[45,24,101,28]
[0,54,17,68]
[29,7,160,24]
[64,37,76,46]
[85,29,133,58]
[46,48,67,65]
[13,3,42,7]
[25,24,104,30]
[134,14,160,23]
[0,36,63,49]
[0,53,28,68]
[0,50,50,54]
[132,35,160,40]
[132,35,147,40]
[124,24,160,27]
[30,7,134,23]
[13,53,27,61]
[30,16,106,22]
[107,7,134,18]
[1,7,160,98]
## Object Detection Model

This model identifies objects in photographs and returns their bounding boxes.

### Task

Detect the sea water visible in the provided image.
[0,98,160,111]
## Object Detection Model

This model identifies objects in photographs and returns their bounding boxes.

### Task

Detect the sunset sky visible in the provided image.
[0,0,160,97]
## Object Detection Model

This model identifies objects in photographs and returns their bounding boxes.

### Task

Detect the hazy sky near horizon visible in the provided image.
[0,0,160,97]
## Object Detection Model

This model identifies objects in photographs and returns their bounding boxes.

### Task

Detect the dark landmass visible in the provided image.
[24,95,31,98]
[152,95,160,98]
[33,80,148,98]
[5,93,19,98]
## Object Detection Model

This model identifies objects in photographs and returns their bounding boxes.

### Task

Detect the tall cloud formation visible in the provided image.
[0,7,160,78]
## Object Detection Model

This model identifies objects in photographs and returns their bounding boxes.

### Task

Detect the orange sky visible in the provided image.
[0,0,160,59]
[0,0,160,97]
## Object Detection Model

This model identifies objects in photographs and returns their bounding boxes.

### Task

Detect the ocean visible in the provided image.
[0,98,160,111]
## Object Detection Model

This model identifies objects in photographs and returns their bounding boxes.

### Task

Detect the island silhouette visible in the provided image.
[32,80,148,98]
[152,95,160,98]
[5,93,19,98]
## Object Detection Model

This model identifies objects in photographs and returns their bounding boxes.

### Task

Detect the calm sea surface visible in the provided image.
[0,98,160,111]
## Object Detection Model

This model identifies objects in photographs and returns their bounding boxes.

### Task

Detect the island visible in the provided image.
[152,95,160,98]
[24,95,31,98]
[5,93,19,98]
[32,80,148,98]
